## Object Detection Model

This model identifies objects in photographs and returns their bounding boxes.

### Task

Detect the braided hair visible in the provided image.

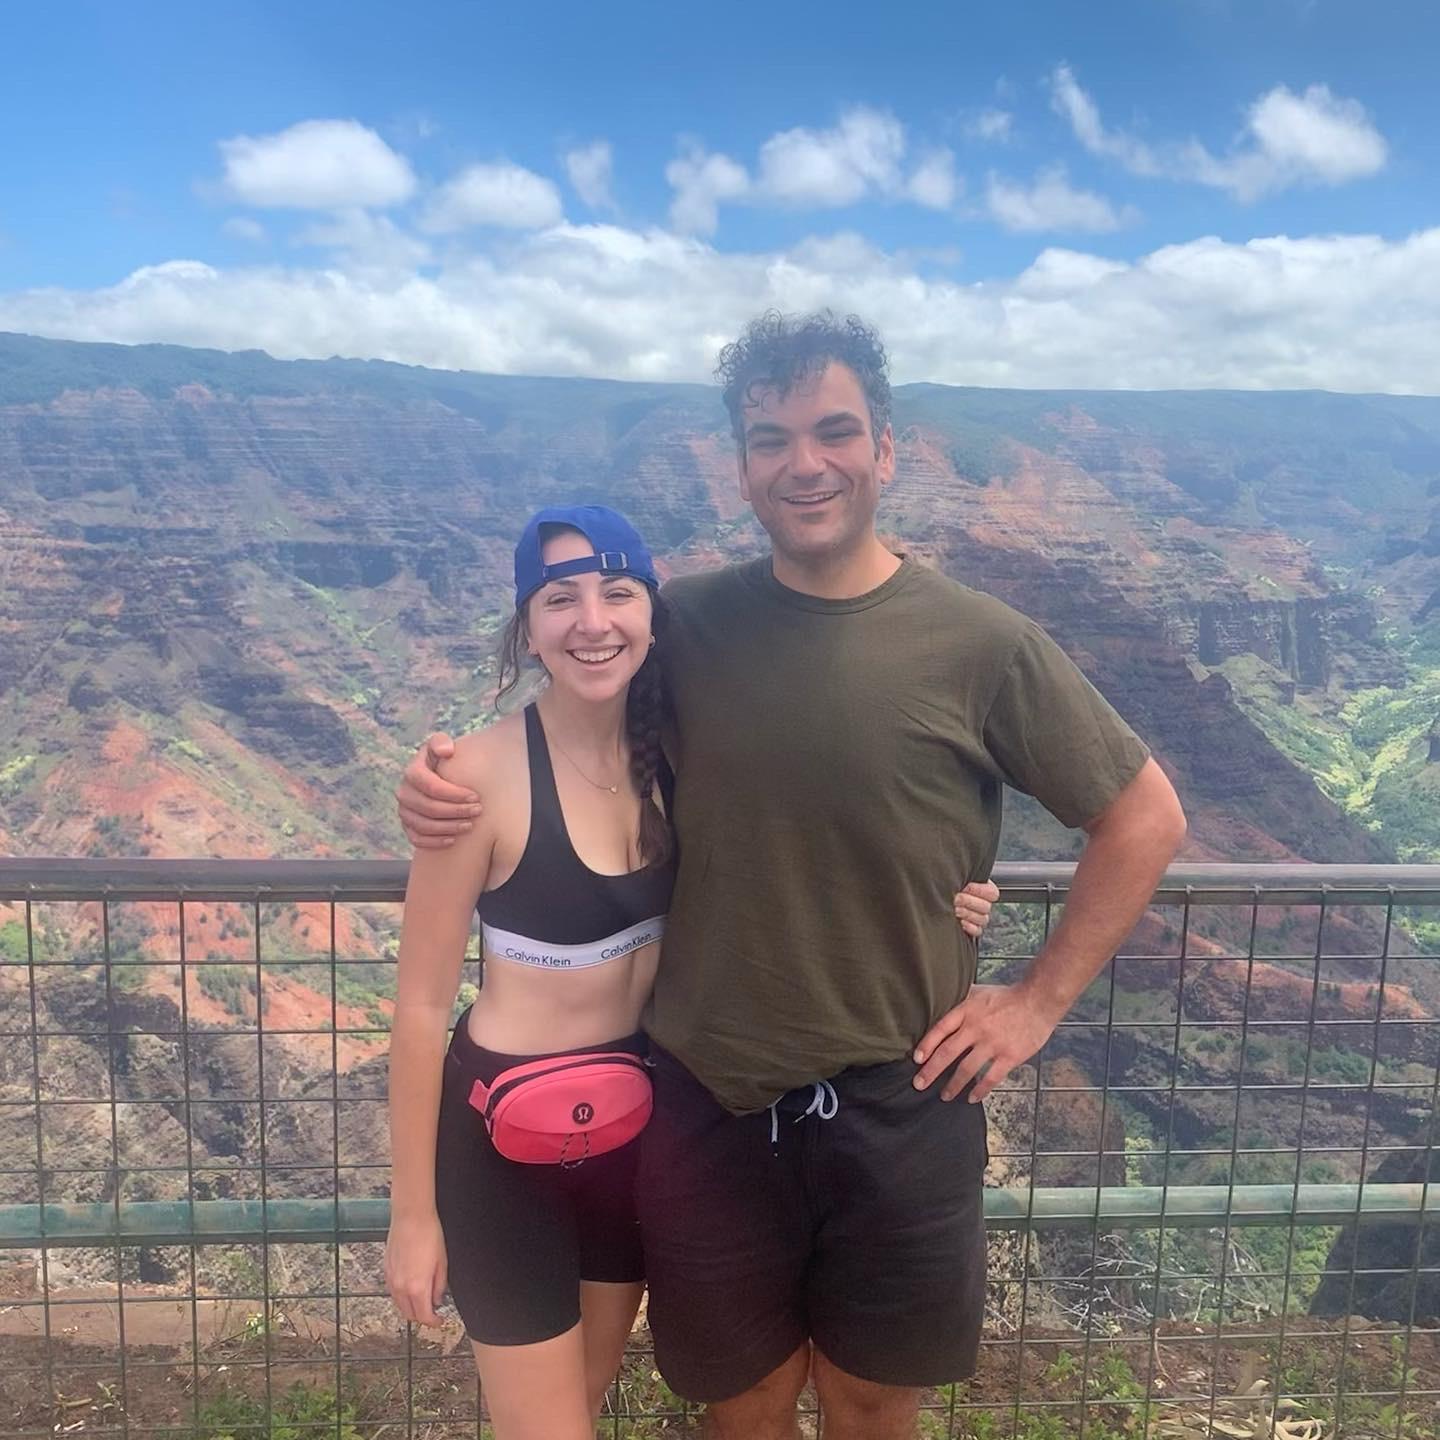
[626,593,672,865]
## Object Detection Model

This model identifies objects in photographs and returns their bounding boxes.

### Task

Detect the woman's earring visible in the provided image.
[648,635,657,649]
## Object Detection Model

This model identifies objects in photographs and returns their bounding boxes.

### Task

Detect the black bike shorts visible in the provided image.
[635,1046,988,1401]
[433,1015,647,1346]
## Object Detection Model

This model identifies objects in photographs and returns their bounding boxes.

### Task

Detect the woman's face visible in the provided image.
[525,529,654,703]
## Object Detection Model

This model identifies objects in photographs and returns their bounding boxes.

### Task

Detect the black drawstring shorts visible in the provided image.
[635,1046,989,1401]
[434,1015,647,1346]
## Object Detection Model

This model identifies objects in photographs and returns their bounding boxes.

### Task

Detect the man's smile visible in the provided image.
[782,490,841,507]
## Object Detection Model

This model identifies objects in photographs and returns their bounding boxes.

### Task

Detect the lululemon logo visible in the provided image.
[573,1101,594,1125]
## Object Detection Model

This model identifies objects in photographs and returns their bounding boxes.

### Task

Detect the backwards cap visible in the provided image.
[513,505,659,608]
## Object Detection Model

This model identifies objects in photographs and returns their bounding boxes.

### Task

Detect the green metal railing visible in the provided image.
[3,1183,1439,1250]
[1,860,1437,1438]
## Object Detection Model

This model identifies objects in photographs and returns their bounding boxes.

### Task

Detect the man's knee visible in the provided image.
[812,1349,920,1436]
[703,1345,810,1439]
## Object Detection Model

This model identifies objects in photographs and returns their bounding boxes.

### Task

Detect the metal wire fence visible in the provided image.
[1,860,1437,1439]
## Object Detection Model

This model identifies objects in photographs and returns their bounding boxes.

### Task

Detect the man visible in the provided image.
[398,311,1186,1440]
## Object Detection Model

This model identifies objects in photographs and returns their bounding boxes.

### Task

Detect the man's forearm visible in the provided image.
[1019,764,1185,1023]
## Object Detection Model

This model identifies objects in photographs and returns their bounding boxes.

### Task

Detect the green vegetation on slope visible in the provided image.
[1218,646,1440,863]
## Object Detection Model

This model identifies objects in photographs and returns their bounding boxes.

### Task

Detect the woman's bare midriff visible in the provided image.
[464,939,661,1055]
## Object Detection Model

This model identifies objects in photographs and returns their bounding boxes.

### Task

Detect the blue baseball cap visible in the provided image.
[513,505,659,608]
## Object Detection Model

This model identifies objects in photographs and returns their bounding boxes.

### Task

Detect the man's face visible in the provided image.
[737,362,895,568]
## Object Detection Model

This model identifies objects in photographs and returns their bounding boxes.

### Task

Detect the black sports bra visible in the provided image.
[476,705,677,970]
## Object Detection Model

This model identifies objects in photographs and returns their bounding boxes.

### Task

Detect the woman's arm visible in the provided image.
[385,743,494,1325]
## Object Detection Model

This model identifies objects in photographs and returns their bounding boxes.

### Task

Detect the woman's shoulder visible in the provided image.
[440,713,527,792]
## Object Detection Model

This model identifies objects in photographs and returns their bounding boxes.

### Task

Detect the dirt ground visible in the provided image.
[2,1287,1437,1439]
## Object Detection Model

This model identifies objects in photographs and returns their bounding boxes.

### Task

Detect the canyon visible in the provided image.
[2,331,1437,872]
[2,331,1438,1326]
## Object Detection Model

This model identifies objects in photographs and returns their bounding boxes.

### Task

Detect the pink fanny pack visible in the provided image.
[468,1051,653,1165]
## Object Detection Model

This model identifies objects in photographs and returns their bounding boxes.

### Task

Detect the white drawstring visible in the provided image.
[768,1080,840,1145]
[802,1080,839,1121]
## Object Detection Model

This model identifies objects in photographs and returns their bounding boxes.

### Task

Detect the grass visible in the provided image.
[196,1385,361,1440]
[14,1318,1440,1440]
[1043,1352,1082,1385]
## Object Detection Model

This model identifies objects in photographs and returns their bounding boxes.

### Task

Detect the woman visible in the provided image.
[385,505,996,1440]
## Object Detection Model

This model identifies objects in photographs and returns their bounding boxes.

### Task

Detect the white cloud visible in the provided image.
[755,107,907,206]
[564,140,616,210]
[1050,66,1149,170]
[421,162,564,232]
[984,168,1134,233]
[965,108,1014,143]
[665,143,751,236]
[1241,84,1388,186]
[4,225,1439,394]
[217,119,417,209]
[1011,247,1127,296]
[666,108,959,233]
[1050,65,1388,201]
[903,150,960,210]
[221,217,267,245]
[294,209,432,273]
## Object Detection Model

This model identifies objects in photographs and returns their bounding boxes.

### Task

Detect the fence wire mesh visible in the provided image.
[0,862,1437,1439]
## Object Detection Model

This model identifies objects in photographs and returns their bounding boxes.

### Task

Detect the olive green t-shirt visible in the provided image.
[646,556,1150,1114]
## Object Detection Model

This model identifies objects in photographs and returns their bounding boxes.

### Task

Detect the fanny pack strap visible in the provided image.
[468,1049,648,1120]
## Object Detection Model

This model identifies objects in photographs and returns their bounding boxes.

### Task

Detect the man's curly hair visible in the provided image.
[715,310,892,454]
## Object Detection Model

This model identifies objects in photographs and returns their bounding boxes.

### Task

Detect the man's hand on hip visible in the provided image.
[912,981,1065,1104]
[917,759,1187,1106]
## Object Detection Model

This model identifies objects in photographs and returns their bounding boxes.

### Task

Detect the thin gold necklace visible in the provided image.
[548,732,624,795]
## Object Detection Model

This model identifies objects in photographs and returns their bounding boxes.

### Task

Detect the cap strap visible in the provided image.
[540,552,631,584]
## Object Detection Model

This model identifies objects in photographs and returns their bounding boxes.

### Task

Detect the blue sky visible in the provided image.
[2,0,1437,391]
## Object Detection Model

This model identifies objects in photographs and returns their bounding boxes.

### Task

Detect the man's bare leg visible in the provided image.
[812,1348,921,1440]
[702,1345,809,1440]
